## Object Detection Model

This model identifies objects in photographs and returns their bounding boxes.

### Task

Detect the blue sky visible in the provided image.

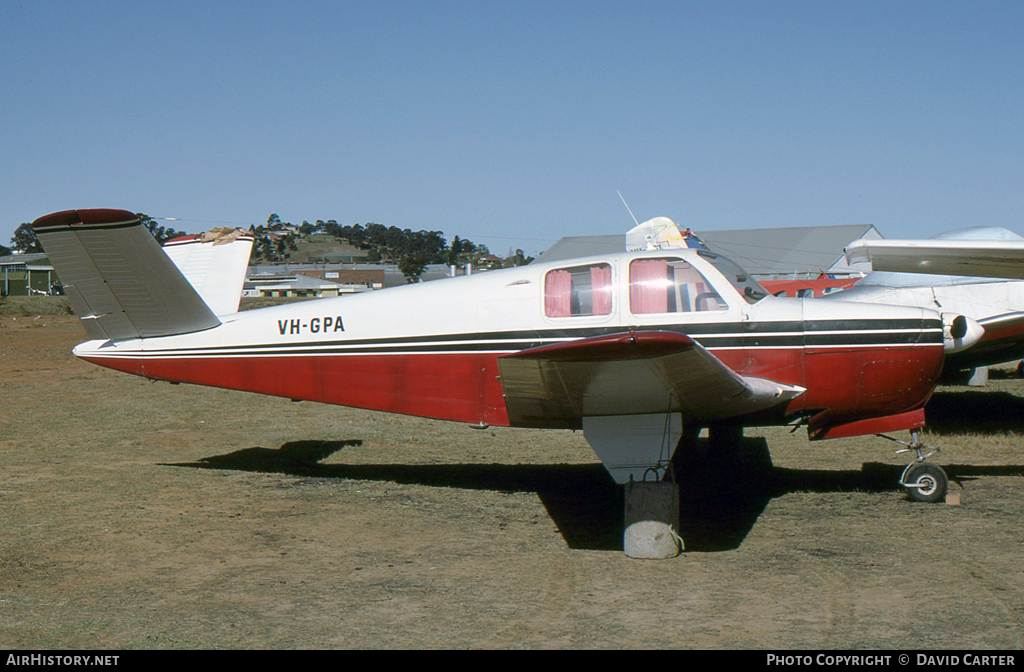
[3,1,1023,255]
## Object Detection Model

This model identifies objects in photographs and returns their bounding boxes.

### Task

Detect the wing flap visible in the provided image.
[497,331,804,428]
[31,209,221,341]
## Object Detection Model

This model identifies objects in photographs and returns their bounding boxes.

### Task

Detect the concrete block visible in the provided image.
[624,481,681,559]
[624,521,680,559]
[968,367,989,387]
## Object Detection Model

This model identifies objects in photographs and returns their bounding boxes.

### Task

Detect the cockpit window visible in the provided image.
[697,250,768,304]
[629,257,727,314]
[544,263,613,317]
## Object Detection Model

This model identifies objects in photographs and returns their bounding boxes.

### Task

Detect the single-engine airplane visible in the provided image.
[31,209,983,515]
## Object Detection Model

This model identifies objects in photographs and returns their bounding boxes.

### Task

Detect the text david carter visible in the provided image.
[767,654,1015,666]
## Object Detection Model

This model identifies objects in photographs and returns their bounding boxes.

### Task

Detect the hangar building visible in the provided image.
[537,224,882,280]
[0,253,58,296]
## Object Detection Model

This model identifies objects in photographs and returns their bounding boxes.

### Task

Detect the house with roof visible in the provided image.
[0,252,59,296]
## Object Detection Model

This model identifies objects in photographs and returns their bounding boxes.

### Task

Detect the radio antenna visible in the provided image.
[617,190,640,226]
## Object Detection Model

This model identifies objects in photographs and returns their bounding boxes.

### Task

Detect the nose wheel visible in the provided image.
[880,429,949,503]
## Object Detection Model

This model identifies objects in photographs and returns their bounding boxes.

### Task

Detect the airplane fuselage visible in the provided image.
[72,249,947,439]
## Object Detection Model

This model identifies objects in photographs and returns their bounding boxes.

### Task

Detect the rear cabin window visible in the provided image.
[544,263,613,317]
[629,258,727,314]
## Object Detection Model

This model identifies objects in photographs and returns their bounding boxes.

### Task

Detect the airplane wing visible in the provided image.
[497,330,804,429]
[30,209,221,341]
[846,239,1024,280]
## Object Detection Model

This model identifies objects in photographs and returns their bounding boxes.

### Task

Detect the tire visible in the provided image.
[904,463,948,504]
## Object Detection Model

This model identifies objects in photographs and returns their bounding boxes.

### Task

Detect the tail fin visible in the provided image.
[31,209,220,341]
[162,228,254,316]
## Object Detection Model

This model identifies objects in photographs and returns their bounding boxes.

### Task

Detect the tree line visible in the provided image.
[251,214,533,282]
[6,213,534,283]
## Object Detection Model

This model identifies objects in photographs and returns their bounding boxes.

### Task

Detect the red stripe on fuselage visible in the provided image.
[716,343,945,423]
[80,340,946,436]
[81,352,511,427]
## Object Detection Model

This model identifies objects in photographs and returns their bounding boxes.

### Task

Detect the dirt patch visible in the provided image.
[1,316,1023,648]
[0,296,74,317]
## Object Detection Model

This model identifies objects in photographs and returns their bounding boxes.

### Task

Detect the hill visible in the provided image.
[257,233,369,265]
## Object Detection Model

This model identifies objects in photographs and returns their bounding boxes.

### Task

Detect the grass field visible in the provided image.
[1,306,1023,649]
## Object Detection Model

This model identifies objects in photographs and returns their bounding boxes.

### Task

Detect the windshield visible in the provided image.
[697,250,768,304]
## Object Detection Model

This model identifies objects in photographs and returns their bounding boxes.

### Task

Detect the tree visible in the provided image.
[444,235,462,266]
[0,242,10,257]
[11,223,42,253]
[398,251,430,283]
[503,249,534,268]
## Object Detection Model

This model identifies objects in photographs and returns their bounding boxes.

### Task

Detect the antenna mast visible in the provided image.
[617,191,640,226]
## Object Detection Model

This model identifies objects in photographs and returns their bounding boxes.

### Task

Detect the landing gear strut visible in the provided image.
[882,429,948,503]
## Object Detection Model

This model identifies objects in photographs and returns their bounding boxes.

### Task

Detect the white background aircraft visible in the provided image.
[842,227,1024,382]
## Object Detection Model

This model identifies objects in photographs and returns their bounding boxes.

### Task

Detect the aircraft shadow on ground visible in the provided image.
[168,438,1024,553]
[926,390,1024,434]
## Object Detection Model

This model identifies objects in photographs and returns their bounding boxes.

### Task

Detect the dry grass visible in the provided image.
[0,295,74,317]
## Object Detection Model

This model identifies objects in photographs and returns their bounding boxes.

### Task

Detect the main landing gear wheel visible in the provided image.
[901,462,948,504]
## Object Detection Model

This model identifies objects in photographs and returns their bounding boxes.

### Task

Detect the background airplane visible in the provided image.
[841,227,1024,383]
[161,228,254,317]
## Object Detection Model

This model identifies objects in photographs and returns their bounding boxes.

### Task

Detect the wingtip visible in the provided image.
[31,209,140,231]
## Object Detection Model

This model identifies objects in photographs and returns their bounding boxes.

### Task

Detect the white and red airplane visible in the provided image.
[31,209,983,508]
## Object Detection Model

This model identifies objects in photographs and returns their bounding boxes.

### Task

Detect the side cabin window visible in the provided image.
[629,257,727,314]
[544,263,613,317]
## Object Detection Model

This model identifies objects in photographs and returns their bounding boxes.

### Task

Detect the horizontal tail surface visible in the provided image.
[31,209,221,341]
